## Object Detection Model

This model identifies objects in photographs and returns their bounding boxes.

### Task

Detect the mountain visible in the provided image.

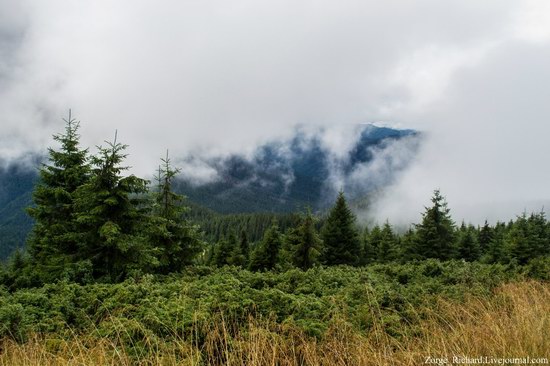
[0,163,37,260]
[0,124,420,260]
[175,124,419,213]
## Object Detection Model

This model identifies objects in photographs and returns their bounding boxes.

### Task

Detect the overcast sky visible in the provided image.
[1,0,549,224]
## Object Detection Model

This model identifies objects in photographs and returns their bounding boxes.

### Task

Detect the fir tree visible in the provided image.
[359,226,370,265]
[26,111,90,282]
[364,225,382,264]
[378,221,397,263]
[483,222,506,264]
[73,132,153,281]
[414,190,456,260]
[147,151,203,273]
[457,223,481,262]
[239,229,250,263]
[321,192,361,266]
[504,212,548,264]
[228,229,250,267]
[249,221,282,271]
[289,210,323,270]
[478,220,493,254]
[400,227,418,262]
[213,233,237,267]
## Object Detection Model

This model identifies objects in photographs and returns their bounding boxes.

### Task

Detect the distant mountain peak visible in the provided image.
[175,124,421,213]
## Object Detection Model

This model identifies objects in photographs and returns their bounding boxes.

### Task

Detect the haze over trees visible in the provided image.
[1,116,549,288]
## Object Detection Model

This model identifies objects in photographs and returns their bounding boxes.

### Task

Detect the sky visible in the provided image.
[1,0,549,225]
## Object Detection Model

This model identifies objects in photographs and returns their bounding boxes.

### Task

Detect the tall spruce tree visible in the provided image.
[27,111,90,282]
[73,132,153,281]
[414,190,456,260]
[378,221,397,263]
[321,192,361,266]
[478,220,493,254]
[147,151,203,273]
[249,221,282,271]
[363,225,382,264]
[483,222,506,264]
[457,223,481,262]
[213,233,237,267]
[288,210,323,270]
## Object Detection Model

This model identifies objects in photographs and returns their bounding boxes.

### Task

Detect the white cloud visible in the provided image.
[0,0,549,222]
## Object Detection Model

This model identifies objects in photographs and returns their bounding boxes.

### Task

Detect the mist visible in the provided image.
[1,0,549,224]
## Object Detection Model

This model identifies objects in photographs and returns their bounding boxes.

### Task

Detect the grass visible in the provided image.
[1,280,548,365]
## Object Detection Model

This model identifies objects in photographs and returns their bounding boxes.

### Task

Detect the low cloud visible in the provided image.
[0,0,549,223]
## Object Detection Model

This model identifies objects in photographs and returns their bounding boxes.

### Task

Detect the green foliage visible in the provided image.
[457,223,481,262]
[249,222,283,271]
[26,112,91,282]
[505,212,549,265]
[321,192,361,266]
[73,133,154,281]
[285,210,323,270]
[378,221,397,263]
[0,261,529,352]
[145,152,203,273]
[414,190,457,260]
[212,233,237,267]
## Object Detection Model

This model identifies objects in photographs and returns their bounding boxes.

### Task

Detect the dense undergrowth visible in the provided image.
[1,260,548,365]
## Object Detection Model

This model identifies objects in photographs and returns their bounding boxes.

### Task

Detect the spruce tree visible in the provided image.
[289,210,323,270]
[228,229,250,267]
[483,222,506,264]
[147,151,203,273]
[321,192,361,266]
[213,233,237,267]
[239,229,250,263]
[478,220,493,254]
[457,223,481,262]
[414,190,456,260]
[378,221,397,263]
[364,225,382,264]
[73,132,153,281]
[504,212,547,264]
[27,111,90,282]
[249,221,282,271]
[400,227,418,262]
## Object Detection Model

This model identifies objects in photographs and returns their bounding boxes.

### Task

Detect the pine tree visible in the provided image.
[229,229,250,267]
[249,221,282,271]
[359,226,370,265]
[321,192,361,266]
[239,229,250,263]
[73,132,153,281]
[378,221,397,263]
[478,220,493,254]
[26,111,90,282]
[457,223,481,262]
[147,151,203,273]
[414,190,456,260]
[364,225,382,264]
[289,210,323,270]
[483,222,506,264]
[213,233,237,267]
[505,212,548,264]
[400,227,418,262]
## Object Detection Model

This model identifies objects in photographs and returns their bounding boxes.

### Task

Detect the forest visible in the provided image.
[0,118,548,365]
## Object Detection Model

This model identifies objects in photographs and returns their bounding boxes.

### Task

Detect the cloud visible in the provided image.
[0,0,549,222]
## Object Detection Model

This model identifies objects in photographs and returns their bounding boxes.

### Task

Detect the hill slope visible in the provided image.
[0,124,419,259]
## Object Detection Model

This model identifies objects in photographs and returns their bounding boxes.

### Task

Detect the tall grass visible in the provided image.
[1,281,548,365]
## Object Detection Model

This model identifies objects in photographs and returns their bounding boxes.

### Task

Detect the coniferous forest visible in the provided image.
[0,117,548,365]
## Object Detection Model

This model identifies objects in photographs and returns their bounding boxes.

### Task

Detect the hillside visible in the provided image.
[0,125,419,260]
[175,125,419,213]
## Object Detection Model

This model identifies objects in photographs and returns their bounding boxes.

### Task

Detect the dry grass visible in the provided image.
[1,281,548,366]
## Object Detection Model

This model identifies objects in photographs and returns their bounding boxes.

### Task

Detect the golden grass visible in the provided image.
[1,281,548,366]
